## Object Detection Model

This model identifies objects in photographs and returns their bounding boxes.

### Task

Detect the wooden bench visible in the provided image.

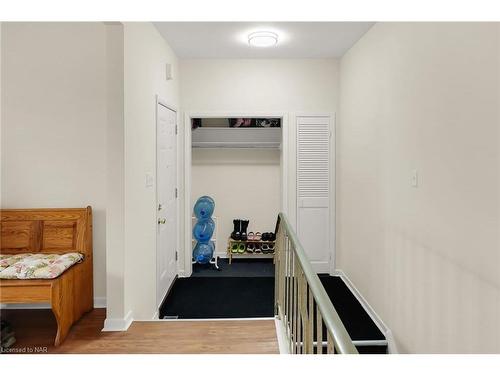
[0,207,93,346]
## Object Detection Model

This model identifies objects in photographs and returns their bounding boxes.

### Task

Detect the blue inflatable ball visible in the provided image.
[192,218,215,242]
[193,196,215,220]
[193,241,214,264]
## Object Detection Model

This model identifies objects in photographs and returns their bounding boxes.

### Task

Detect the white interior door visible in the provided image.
[296,115,333,273]
[156,101,177,308]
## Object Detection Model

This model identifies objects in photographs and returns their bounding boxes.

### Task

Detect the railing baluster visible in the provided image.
[316,304,323,354]
[291,249,296,353]
[293,256,299,354]
[327,331,334,354]
[298,269,303,353]
[298,271,303,354]
[278,233,285,319]
[306,286,314,354]
[285,236,290,326]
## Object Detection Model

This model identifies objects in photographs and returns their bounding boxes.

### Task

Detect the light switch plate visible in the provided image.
[166,63,173,80]
[145,173,154,187]
[411,169,418,187]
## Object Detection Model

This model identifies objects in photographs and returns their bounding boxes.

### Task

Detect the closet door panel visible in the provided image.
[297,116,331,273]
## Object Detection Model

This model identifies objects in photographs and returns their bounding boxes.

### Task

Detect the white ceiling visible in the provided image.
[153,22,374,59]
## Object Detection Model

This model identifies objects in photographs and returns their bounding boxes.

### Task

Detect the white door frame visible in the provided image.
[155,95,180,307]
[294,113,336,275]
[182,111,289,277]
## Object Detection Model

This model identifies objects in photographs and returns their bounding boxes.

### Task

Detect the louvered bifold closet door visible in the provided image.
[297,116,331,273]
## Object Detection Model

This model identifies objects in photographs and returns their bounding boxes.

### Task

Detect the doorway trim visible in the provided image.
[155,95,180,308]
[182,111,289,277]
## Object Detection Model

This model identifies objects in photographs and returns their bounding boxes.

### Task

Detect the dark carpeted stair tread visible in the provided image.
[319,275,386,341]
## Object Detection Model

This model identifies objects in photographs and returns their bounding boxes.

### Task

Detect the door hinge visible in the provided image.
[175,251,178,261]
[175,188,178,198]
[175,124,178,135]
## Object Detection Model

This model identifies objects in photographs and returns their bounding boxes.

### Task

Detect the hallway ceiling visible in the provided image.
[153,22,374,59]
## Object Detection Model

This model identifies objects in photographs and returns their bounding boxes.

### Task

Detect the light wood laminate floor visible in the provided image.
[1,308,279,354]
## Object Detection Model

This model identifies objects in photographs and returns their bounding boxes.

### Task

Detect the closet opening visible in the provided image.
[159,113,288,319]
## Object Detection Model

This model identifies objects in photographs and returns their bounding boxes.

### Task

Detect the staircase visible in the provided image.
[274,212,391,354]
[320,275,388,354]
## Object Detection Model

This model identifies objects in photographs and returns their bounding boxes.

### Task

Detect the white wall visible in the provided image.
[104,23,126,324]
[122,22,180,320]
[181,59,339,266]
[1,22,107,302]
[338,22,500,353]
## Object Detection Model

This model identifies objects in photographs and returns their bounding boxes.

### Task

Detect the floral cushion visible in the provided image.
[0,253,83,279]
[0,254,33,272]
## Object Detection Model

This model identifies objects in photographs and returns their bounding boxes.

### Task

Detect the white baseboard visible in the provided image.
[333,269,398,354]
[0,297,107,310]
[102,310,133,332]
[93,297,107,308]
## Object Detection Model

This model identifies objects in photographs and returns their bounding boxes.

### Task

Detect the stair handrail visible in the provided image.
[275,212,358,354]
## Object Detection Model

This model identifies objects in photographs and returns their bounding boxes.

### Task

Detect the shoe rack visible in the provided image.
[226,237,276,265]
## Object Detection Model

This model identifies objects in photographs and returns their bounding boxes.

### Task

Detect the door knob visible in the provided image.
[158,218,166,224]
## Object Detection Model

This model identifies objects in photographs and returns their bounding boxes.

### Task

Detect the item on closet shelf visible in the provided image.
[193,241,215,264]
[229,118,254,128]
[246,243,255,253]
[193,195,215,220]
[237,242,246,254]
[247,232,255,240]
[254,232,262,241]
[193,217,215,242]
[231,219,242,240]
[261,232,269,241]
[192,118,202,130]
[254,243,262,253]
[240,219,249,241]
[256,118,280,128]
[269,232,276,241]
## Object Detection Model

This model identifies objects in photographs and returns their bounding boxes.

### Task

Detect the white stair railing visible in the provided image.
[274,213,358,354]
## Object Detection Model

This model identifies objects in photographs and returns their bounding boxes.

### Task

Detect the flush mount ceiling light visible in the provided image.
[248,31,278,47]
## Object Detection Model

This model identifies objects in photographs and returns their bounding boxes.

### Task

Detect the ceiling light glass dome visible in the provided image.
[248,31,278,47]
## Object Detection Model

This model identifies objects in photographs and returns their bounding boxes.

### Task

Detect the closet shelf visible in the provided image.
[192,127,281,149]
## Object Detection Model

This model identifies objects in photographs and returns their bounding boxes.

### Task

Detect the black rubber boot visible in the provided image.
[231,219,241,240]
[240,219,249,241]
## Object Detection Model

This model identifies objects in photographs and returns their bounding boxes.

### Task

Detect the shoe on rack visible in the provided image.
[261,243,271,254]
[268,243,275,254]
[246,243,255,253]
[237,242,246,254]
[240,219,249,241]
[231,243,239,254]
[231,219,242,240]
